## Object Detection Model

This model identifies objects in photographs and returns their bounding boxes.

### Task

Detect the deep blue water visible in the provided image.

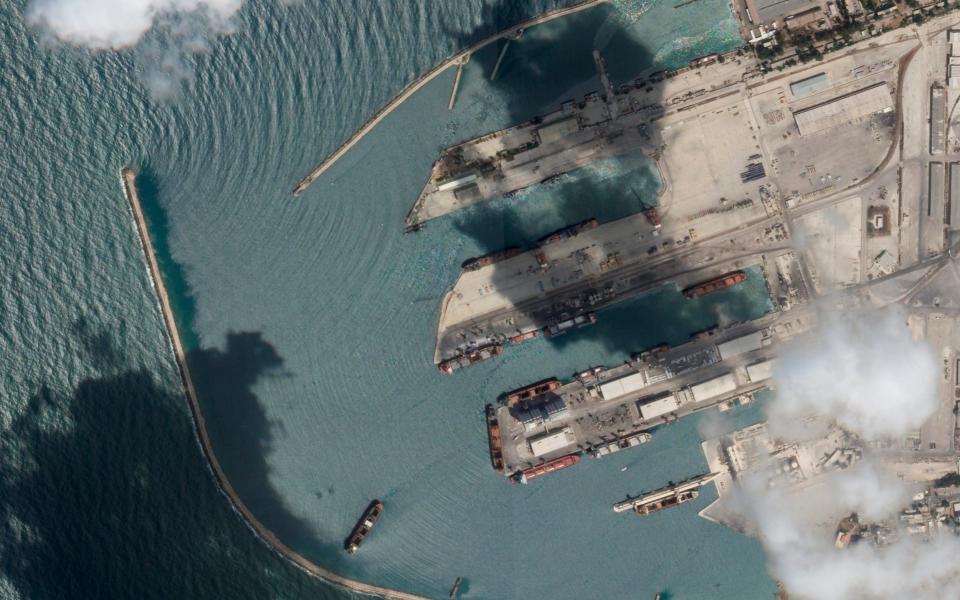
[0,0,776,598]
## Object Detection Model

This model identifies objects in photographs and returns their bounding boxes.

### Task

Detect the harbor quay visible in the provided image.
[487,307,814,482]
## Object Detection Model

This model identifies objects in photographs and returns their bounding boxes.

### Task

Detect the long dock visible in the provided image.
[291,0,610,197]
[120,168,428,600]
[613,473,718,513]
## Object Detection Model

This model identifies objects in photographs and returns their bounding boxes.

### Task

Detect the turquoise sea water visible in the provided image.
[0,0,773,598]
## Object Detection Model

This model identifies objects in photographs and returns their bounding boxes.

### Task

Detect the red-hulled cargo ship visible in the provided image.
[462,247,523,271]
[682,271,747,299]
[344,500,383,555]
[538,218,599,245]
[504,378,561,407]
[485,404,505,475]
[508,328,540,344]
[518,453,580,483]
[438,343,503,374]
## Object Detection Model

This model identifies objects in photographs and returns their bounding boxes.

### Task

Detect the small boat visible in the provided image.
[449,577,463,599]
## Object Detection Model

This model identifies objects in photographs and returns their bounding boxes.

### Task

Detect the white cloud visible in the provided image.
[734,467,960,600]
[768,306,938,441]
[25,0,245,100]
[26,0,242,50]
[727,305,958,599]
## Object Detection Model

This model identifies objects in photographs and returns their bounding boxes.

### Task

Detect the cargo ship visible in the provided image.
[538,218,599,245]
[517,453,580,484]
[682,270,747,298]
[438,343,503,374]
[485,404,505,475]
[613,472,717,514]
[504,378,561,407]
[587,431,652,458]
[344,500,384,554]
[544,312,597,337]
[508,327,540,345]
[462,247,523,271]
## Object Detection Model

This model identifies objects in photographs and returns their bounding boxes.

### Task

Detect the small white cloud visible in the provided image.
[25,0,245,100]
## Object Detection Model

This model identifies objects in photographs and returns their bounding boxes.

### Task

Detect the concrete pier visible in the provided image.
[120,168,428,600]
[448,56,467,111]
[290,0,609,197]
[490,39,511,81]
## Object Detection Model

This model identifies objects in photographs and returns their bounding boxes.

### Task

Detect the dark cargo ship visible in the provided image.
[538,218,598,245]
[438,343,503,374]
[462,247,523,271]
[345,500,384,555]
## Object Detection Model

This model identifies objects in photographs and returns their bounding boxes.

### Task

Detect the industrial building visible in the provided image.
[931,86,946,155]
[793,84,893,137]
[747,0,819,24]
[950,163,960,227]
[929,162,945,218]
[690,373,737,402]
[717,331,765,360]
[789,73,829,99]
[529,427,576,457]
[436,173,477,192]
[598,371,648,401]
[949,31,960,89]
[746,359,776,383]
[637,392,681,420]
[517,396,568,432]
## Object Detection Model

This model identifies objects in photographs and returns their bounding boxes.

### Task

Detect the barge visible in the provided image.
[544,312,597,337]
[587,431,652,458]
[345,500,384,554]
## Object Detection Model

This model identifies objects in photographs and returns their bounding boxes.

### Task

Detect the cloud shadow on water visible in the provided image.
[438,2,773,359]
[0,327,348,599]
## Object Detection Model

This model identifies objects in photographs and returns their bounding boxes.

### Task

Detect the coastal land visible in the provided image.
[137,0,960,596]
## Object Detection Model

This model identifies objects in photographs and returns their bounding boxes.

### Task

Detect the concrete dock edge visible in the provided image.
[120,168,428,600]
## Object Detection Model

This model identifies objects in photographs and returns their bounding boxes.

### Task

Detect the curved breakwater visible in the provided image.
[290,0,609,196]
[120,168,427,600]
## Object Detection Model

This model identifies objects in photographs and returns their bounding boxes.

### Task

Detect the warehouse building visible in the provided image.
[793,83,892,137]
[598,371,648,401]
[789,73,830,99]
[929,162,945,218]
[950,163,960,228]
[931,86,946,155]
[529,427,576,457]
[746,359,776,383]
[637,392,680,421]
[690,373,737,402]
[717,331,765,360]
